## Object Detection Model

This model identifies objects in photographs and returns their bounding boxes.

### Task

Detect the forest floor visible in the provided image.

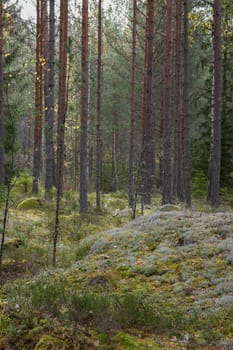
[0,192,233,349]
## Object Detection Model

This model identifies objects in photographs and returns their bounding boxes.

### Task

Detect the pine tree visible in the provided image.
[209,0,222,207]
[80,0,89,213]
[45,0,55,199]
[0,0,4,185]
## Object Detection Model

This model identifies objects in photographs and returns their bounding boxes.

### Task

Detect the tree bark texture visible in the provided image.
[162,0,173,204]
[96,0,102,209]
[183,0,191,207]
[209,0,222,207]
[173,0,183,201]
[80,0,89,213]
[45,0,55,198]
[53,0,68,267]
[141,0,155,205]
[128,0,137,208]
[0,1,4,185]
[32,0,43,194]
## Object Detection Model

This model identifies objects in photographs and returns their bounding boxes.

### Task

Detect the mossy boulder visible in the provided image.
[17,197,48,210]
[34,335,68,350]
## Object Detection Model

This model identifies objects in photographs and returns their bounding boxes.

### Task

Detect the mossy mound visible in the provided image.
[4,237,23,249]
[17,197,48,210]
[114,333,168,349]
[34,335,68,350]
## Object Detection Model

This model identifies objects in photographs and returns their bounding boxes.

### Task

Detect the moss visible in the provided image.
[17,197,48,210]
[4,237,24,249]
[114,333,168,349]
[34,334,68,350]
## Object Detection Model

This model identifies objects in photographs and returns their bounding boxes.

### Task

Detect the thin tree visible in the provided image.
[162,0,173,204]
[0,0,4,186]
[80,0,89,213]
[173,0,183,201]
[32,0,43,194]
[183,0,191,207]
[45,0,55,199]
[209,0,223,207]
[128,0,137,209]
[141,0,154,205]
[96,0,102,209]
[53,0,68,267]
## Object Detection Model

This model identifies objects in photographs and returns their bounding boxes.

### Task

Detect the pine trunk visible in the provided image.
[96,0,102,209]
[209,0,222,207]
[45,0,55,199]
[0,1,4,185]
[128,0,137,208]
[32,0,43,194]
[141,0,154,205]
[53,0,68,267]
[162,0,173,204]
[183,0,191,207]
[80,0,89,213]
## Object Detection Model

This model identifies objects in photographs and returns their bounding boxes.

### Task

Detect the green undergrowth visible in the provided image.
[0,191,233,349]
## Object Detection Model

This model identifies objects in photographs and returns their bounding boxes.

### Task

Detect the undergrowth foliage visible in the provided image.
[0,191,233,349]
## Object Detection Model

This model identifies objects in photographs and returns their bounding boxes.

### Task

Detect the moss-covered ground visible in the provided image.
[0,191,233,349]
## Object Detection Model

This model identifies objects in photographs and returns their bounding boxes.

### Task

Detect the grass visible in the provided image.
[0,189,233,349]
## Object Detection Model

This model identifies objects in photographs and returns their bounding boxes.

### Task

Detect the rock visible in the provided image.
[216,295,233,308]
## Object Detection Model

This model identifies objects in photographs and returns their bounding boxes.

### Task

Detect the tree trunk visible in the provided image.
[183,0,191,208]
[209,0,222,207]
[45,0,55,199]
[80,0,89,213]
[128,0,137,208]
[141,0,155,205]
[96,0,102,209]
[0,1,4,185]
[53,0,68,267]
[32,0,43,194]
[173,0,183,201]
[162,0,173,204]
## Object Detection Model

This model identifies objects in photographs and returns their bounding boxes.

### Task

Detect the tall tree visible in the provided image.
[162,0,173,204]
[183,0,191,207]
[44,0,55,199]
[0,0,4,185]
[53,0,68,267]
[32,0,43,193]
[209,0,222,207]
[128,0,137,208]
[172,0,183,201]
[96,0,102,209]
[80,0,89,213]
[141,0,155,205]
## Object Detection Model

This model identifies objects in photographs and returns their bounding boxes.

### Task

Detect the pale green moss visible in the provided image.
[17,197,48,210]
[114,333,168,349]
[34,335,68,350]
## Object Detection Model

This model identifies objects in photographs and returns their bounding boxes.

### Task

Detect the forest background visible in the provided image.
[0,0,231,213]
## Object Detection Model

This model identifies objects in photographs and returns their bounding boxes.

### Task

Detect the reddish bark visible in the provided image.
[80,0,89,213]
[32,0,43,194]
[162,0,173,204]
